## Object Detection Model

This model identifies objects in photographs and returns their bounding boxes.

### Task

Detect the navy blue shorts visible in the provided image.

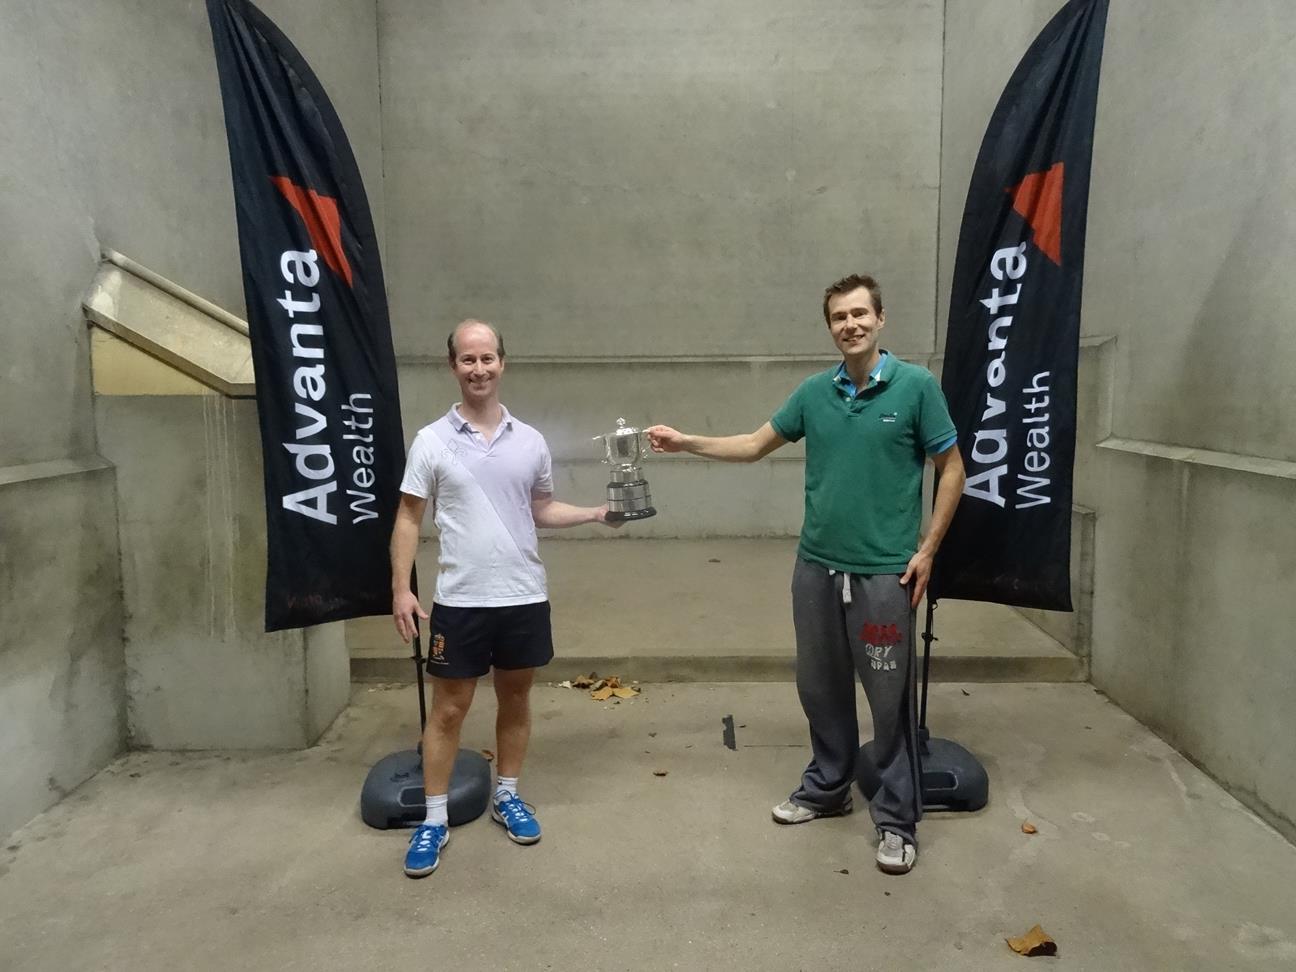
[425,601,554,679]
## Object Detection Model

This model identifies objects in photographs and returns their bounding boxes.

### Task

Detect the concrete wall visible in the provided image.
[95,394,349,750]
[380,0,943,358]
[379,0,945,533]
[940,0,1296,839]
[0,0,381,837]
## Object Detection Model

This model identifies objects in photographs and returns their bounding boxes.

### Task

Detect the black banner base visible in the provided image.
[856,733,989,813]
[360,748,492,829]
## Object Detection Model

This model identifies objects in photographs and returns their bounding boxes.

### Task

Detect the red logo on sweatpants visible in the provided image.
[859,622,900,645]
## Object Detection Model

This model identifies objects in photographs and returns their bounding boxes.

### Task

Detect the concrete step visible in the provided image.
[350,538,1085,684]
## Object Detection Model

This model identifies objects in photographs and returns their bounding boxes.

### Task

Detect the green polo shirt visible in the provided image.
[770,352,956,574]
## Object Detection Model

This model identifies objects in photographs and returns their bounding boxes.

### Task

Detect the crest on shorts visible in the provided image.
[429,633,448,665]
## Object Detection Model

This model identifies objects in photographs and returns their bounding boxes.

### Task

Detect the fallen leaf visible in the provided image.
[708,558,721,563]
[1021,821,1038,834]
[836,868,849,875]
[480,749,495,761]
[961,689,971,696]
[648,732,658,738]
[653,770,668,777]
[1006,925,1057,957]
[572,674,597,689]
[605,676,623,689]
[590,679,608,692]
[591,687,615,701]
[611,687,639,699]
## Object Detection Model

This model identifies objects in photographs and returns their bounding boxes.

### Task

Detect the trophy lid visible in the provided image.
[593,417,643,440]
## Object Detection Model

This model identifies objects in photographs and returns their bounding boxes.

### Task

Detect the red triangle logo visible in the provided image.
[1007,162,1063,266]
[270,176,354,287]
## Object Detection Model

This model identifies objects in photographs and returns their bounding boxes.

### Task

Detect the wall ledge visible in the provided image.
[0,456,114,489]
[1098,437,1296,481]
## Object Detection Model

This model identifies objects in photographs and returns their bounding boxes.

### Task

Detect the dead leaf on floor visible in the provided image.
[708,558,722,563]
[585,675,639,701]
[1021,821,1038,834]
[481,749,495,761]
[571,673,597,689]
[836,868,849,875]
[1006,925,1057,957]
[653,770,668,777]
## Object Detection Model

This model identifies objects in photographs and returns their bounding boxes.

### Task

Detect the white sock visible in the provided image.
[495,776,518,803]
[424,793,448,827]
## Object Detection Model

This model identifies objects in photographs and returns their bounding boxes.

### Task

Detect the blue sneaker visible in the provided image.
[403,823,448,877]
[491,795,541,844]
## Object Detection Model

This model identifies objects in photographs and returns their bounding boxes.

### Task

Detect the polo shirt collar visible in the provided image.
[449,403,514,433]
[833,351,893,396]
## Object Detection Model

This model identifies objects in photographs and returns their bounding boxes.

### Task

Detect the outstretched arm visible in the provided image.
[900,445,966,608]
[531,495,620,529]
[646,422,787,463]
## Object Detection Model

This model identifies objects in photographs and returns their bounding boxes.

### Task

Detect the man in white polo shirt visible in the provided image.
[391,318,618,878]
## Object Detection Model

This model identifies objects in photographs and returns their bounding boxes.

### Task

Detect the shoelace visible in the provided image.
[882,832,903,852]
[498,797,536,824]
[412,825,444,850]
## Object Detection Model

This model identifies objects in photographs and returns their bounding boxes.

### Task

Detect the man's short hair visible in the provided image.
[822,274,884,322]
[446,319,506,362]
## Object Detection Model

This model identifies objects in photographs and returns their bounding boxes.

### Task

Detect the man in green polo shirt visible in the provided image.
[647,273,965,874]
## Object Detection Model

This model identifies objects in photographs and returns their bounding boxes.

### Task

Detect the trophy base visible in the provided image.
[606,506,657,522]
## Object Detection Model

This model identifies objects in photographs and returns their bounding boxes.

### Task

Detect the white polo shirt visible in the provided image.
[399,405,553,607]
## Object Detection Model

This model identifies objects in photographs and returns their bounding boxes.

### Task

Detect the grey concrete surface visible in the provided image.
[95,394,349,751]
[0,0,381,853]
[378,0,943,358]
[350,538,1083,683]
[0,0,381,470]
[939,0,1296,842]
[0,467,125,841]
[3,682,1295,971]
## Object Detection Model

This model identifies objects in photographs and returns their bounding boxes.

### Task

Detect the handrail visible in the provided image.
[101,248,250,337]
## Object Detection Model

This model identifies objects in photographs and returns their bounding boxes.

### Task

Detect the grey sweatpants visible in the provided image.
[789,557,922,843]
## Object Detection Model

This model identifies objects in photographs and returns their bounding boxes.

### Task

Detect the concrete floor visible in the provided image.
[350,538,1083,682]
[3,682,1295,971]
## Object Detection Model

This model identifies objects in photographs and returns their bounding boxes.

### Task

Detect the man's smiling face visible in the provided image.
[449,323,504,404]
[826,286,885,363]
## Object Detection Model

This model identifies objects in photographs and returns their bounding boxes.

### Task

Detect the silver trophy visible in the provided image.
[593,418,657,522]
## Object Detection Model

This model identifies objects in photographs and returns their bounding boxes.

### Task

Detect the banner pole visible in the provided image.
[919,598,936,738]
[412,619,427,734]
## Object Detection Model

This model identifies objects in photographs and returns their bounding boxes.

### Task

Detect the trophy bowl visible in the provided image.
[593,418,657,522]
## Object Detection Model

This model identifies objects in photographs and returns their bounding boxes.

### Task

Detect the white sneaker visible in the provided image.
[875,831,916,874]
[771,796,852,825]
